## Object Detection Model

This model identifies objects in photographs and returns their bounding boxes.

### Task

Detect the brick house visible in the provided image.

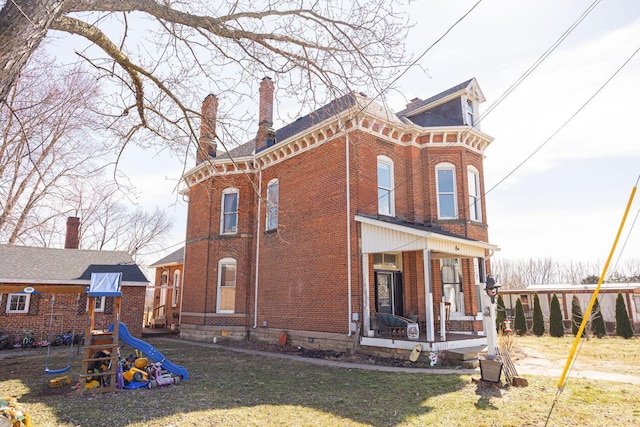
[148,247,184,329]
[0,217,149,341]
[180,78,499,354]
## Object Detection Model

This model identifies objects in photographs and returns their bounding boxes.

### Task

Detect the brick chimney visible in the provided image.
[65,216,80,249]
[255,77,275,152]
[196,94,218,165]
[405,97,422,110]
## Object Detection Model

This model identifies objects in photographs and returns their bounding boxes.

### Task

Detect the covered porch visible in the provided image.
[355,214,499,352]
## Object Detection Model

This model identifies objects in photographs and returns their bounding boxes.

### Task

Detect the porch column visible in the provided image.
[362,254,371,334]
[481,291,497,356]
[423,249,435,342]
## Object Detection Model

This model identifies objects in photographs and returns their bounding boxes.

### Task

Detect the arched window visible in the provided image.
[172,270,181,308]
[467,166,482,222]
[377,156,395,216]
[217,258,237,313]
[266,178,279,231]
[436,163,457,219]
[220,188,239,234]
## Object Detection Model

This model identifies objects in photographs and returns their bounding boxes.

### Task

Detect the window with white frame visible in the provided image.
[436,163,457,219]
[465,98,474,127]
[86,296,106,313]
[377,156,395,216]
[221,188,239,234]
[467,166,482,222]
[217,258,236,313]
[6,293,30,313]
[172,270,181,308]
[266,179,279,231]
[441,258,463,314]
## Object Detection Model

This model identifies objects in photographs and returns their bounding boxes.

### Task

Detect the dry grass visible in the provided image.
[514,334,640,376]
[1,335,639,427]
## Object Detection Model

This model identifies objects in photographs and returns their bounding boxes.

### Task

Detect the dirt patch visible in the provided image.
[216,339,455,370]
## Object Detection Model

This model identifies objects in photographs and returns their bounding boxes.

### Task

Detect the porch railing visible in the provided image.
[153,304,166,319]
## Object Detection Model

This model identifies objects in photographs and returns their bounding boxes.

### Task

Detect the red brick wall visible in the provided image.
[182,125,493,338]
[0,286,145,341]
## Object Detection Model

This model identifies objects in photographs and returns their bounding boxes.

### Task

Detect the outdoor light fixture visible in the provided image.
[484,275,500,304]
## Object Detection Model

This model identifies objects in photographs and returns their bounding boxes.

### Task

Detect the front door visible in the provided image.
[375,271,404,316]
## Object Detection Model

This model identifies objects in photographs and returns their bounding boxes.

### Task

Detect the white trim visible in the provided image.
[354,214,499,254]
[220,188,239,235]
[216,257,237,313]
[467,165,482,222]
[265,178,279,231]
[172,270,181,308]
[6,293,30,314]
[436,162,458,219]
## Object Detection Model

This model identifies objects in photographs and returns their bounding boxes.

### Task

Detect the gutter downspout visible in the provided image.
[345,124,353,336]
[253,167,263,328]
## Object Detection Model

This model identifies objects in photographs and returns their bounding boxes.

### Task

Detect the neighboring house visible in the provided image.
[0,217,149,340]
[180,77,499,354]
[148,247,184,329]
[500,283,640,333]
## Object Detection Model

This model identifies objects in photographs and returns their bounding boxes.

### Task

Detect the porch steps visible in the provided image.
[447,345,486,369]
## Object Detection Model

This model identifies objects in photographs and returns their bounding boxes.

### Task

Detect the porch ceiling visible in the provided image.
[355,214,499,258]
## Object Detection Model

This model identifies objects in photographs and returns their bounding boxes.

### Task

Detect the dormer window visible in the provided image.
[466,99,474,127]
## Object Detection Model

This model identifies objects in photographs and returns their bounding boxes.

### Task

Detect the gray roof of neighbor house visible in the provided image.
[0,244,148,285]
[149,247,184,268]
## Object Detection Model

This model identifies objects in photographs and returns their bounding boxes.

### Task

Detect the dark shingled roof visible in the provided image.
[149,247,185,268]
[406,111,461,127]
[0,244,148,284]
[218,93,358,159]
[217,80,475,159]
[396,78,474,117]
[76,264,148,282]
[275,93,358,143]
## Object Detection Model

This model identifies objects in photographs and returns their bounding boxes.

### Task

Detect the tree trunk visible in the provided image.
[0,0,66,102]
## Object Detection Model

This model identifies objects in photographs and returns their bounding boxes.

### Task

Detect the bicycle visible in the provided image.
[21,330,34,348]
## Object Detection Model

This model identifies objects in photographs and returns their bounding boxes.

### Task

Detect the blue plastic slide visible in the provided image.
[107,322,188,381]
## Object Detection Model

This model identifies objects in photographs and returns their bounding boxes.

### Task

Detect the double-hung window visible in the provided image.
[221,188,239,234]
[266,179,279,231]
[377,156,395,216]
[466,99,475,127]
[172,270,181,308]
[436,163,457,219]
[442,258,464,314]
[6,293,30,313]
[217,258,236,313]
[467,166,482,222]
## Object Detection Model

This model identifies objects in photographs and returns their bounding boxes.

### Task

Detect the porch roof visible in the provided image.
[355,214,499,258]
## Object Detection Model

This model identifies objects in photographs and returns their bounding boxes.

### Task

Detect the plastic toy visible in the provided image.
[147,361,181,388]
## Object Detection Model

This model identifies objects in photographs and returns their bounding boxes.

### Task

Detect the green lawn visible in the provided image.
[1,335,639,426]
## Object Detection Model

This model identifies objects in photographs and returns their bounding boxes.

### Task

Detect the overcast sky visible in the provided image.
[117,0,640,267]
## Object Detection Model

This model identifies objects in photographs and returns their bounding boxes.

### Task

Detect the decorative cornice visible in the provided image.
[183,105,493,188]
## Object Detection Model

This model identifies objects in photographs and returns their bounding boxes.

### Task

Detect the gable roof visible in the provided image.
[149,247,184,268]
[0,244,148,285]
[396,79,475,117]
